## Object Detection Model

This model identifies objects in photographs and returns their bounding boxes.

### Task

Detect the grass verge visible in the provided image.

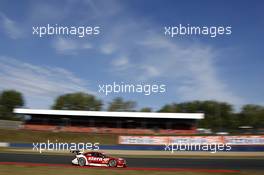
[0,129,117,144]
[0,165,253,175]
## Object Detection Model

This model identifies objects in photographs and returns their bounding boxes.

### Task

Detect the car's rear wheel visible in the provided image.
[108,159,117,167]
[78,157,86,166]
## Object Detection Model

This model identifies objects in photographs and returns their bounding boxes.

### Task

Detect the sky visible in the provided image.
[0,0,263,111]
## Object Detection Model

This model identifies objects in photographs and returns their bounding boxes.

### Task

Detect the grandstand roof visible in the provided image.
[14,108,204,119]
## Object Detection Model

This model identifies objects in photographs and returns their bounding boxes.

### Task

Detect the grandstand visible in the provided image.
[14,108,204,135]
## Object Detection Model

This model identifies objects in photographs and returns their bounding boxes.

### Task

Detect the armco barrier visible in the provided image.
[4,143,264,152]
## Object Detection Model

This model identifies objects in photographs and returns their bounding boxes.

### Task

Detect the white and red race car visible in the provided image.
[71,150,127,168]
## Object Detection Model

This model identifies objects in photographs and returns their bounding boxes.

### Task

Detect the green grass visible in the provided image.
[0,128,209,144]
[2,128,260,144]
[0,165,263,175]
[0,129,117,144]
[0,165,260,175]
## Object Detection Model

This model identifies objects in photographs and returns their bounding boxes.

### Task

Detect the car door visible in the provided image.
[100,153,110,165]
[86,152,97,164]
[90,152,103,164]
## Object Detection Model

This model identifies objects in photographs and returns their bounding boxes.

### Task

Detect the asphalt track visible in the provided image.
[0,153,263,170]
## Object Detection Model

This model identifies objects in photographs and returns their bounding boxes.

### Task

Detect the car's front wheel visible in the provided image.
[108,159,117,167]
[78,157,86,166]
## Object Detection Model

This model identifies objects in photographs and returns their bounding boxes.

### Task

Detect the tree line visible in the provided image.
[0,90,263,130]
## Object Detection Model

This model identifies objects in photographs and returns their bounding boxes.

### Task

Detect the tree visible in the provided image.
[107,97,136,112]
[0,90,24,120]
[195,101,234,130]
[158,100,235,131]
[158,103,178,112]
[52,92,102,111]
[140,107,152,112]
[239,104,264,128]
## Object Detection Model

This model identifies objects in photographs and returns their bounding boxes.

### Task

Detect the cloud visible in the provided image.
[100,43,116,55]
[102,21,244,106]
[41,0,243,107]
[26,0,244,108]
[0,13,23,39]
[52,37,92,55]
[112,56,129,67]
[140,65,161,78]
[82,0,123,18]
[28,2,66,22]
[0,56,93,108]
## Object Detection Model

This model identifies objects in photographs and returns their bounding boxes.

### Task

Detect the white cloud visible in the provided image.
[52,37,92,55]
[0,13,23,39]
[101,43,116,55]
[0,56,93,108]
[28,3,65,22]
[52,38,78,54]
[112,56,129,67]
[35,1,244,107]
[82,0,123,18]
[102,22,244,106]
[82,43,93,49]
[140,65,161,78]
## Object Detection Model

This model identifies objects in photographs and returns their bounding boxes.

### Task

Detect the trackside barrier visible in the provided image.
[1,136,264,152]
[4,143,264,152]
[118,135,264,145]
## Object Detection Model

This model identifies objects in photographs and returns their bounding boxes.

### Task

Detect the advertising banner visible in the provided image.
[169,136,223,144]
[224,136,264,145]
[118,136,168,145]
[119,135,264,145]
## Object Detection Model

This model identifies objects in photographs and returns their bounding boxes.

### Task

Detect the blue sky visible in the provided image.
[0,0,263,111]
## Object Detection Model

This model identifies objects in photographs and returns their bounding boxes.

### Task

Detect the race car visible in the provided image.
[71,150,127,168]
